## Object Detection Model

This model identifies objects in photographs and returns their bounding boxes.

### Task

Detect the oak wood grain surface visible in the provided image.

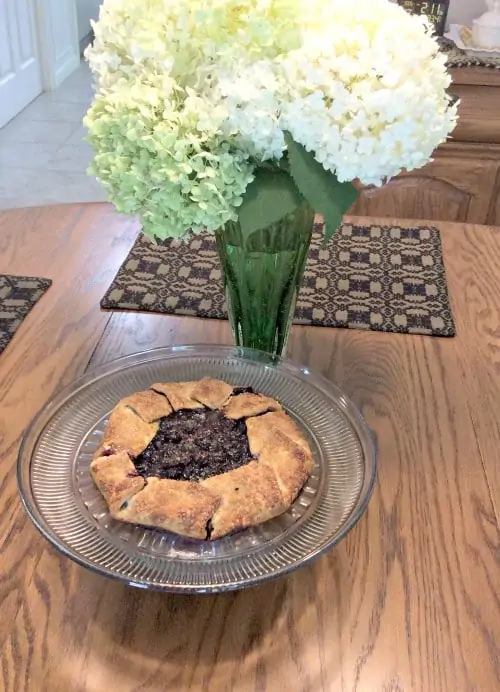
[0,205,499,692]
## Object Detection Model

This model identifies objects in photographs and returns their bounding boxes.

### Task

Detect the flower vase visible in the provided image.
[215,203,315,357]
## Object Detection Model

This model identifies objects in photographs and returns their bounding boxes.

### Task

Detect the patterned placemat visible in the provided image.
[0,275,52,354]
[101,222,455,337]
[439,36,500,70]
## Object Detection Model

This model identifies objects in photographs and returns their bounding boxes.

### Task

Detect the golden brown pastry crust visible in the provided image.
[90,451,145,515]
[201,462,286,539]
[223,392,282,419]
[114,477,221,539]
[91,379,313,540]
[258,429,314,506]
[191,378,233,409]
[245,410,310,455]
[150,381,204,411]
[96,405,158,458]
[121,389,172,423]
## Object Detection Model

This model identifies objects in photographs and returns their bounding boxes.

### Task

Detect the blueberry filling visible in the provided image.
[232,386,254,395]
[133,408,253,481]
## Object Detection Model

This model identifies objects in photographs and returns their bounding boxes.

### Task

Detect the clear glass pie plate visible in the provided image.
[18,344,376,593]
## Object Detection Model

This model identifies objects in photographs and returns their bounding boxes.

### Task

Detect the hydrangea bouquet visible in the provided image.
[85,0,457,355]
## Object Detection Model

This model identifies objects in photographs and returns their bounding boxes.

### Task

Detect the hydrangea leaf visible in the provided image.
[285,132,359,243]
[236,167,305,236]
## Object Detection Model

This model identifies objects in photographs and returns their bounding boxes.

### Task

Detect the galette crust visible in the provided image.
[258,429,314,506]
[191,378,234,409]
[91,379,313,540]
[96,405,158,458]
[114,477,221,539]
[150,381,204,411]
[90,451,145,514]
[245,410,310,455]
[121,389,172,423]
[202,461,286,539]
[223,392,282,419]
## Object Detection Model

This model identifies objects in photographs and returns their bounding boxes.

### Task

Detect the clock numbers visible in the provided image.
[397,0,450,36]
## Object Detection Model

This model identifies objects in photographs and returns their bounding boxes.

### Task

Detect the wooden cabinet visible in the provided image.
[349,68,500,226]
[351,147,500,224]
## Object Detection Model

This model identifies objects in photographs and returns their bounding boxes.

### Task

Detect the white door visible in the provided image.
[0,0,43,128]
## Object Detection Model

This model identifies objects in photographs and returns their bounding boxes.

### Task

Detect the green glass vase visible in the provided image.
[215,203,315,357]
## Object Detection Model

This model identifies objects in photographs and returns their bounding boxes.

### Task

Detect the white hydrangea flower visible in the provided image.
[276,0,457,185]
[85,0,458,238]
[213,61,285,161]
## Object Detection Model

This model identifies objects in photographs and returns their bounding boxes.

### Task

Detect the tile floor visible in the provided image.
[0,62,107,211]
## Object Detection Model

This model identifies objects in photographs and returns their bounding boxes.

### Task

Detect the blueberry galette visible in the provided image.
[90,378,314,540]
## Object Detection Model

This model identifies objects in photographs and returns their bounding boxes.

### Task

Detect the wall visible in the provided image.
[72,0,490,46]
[74,0,491,43]
[74,1,489,44]
[448,0,488,26]
[76,0,101,42]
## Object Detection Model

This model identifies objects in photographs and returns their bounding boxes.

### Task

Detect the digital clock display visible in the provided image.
[397,1,450,36]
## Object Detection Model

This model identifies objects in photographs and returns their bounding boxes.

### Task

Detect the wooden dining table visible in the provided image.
[0,203,499,692]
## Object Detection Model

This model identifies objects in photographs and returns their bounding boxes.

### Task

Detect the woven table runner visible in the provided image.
[0,275,52,354]
[101,222,456,337]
